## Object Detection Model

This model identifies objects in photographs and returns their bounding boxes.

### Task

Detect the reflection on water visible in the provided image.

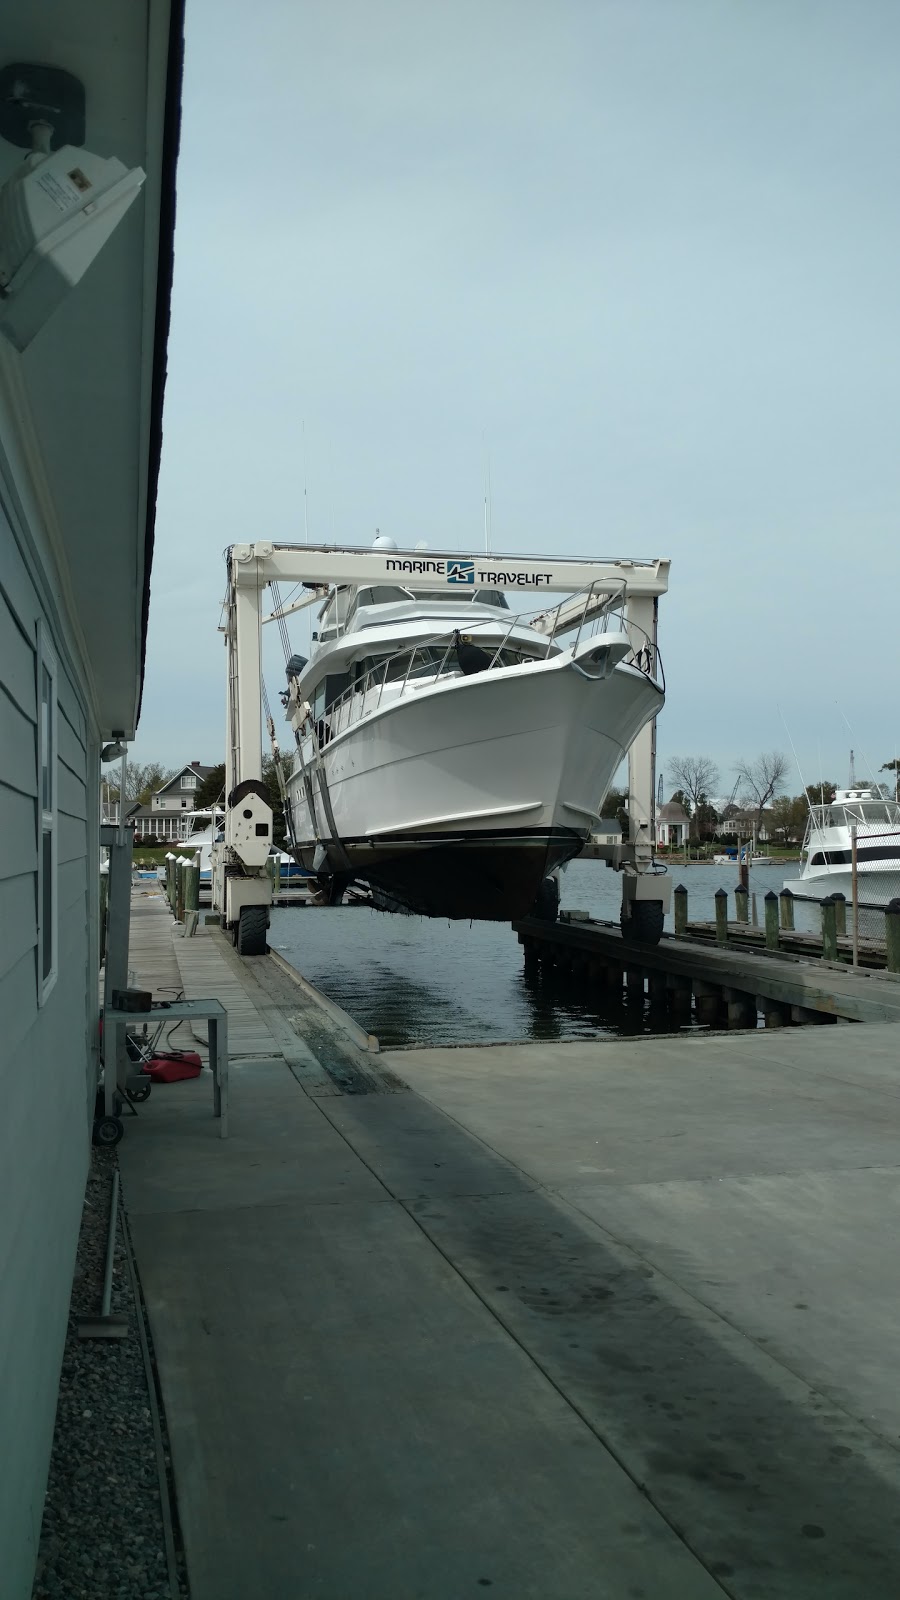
[269,858,800,1049]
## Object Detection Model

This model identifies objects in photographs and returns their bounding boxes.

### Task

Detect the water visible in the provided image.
[269,858,807,1049]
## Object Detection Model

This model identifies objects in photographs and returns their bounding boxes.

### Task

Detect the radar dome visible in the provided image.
[372,532,397,551]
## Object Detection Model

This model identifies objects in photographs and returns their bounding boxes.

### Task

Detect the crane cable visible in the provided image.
[262,581,297,846]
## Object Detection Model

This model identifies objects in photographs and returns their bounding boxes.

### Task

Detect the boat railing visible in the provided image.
[299,584,664,745]
[807,800,900,833]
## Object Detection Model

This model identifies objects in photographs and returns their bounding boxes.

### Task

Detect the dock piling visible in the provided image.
[673,883,688,936]
[779,887,795,931]
[885,900,900,974]
[764,891,779,951]
[832,892,847,938]
[821,896,838,962]
[735,885,749,924]
[714,888,729,945]
[184,856,200,923]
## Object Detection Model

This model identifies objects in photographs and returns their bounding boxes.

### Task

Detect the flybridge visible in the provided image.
[231,542,670,600]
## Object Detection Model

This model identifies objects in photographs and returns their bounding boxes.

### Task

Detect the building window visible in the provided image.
[181,799,188,808]
[181,774,196,790]
[36,624,58,1003]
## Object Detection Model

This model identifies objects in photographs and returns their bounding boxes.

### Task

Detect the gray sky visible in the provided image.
[137,0,900,796]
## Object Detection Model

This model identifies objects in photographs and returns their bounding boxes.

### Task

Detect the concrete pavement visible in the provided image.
[121,893,900,1598]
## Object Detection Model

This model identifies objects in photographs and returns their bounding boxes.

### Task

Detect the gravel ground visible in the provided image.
[32,1149,188,1600]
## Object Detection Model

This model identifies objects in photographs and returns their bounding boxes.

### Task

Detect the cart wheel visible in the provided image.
[130,1083,152,1103]
[93,1116,124,1147]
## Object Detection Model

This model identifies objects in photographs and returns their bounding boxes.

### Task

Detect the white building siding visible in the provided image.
[0,502,97,1597]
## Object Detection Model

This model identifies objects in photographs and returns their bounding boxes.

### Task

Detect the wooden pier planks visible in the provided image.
[128,886,279,1058]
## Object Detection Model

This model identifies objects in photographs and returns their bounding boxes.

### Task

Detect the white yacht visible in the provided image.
[783,785,900,905]
[282,572,665,919]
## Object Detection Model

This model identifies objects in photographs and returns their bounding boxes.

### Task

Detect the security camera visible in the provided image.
[0,121,145,350]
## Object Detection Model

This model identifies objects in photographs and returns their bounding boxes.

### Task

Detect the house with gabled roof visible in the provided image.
[125,761,218,840]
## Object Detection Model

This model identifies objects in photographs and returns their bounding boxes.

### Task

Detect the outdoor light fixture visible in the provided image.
[101,738,126,763]
[0,63,145,349]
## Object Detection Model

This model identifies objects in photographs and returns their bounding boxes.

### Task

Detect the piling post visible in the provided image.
[175,859,184,923]
[832,892,847,938]
[820,895,837,961]
[715,888,728,945]
[648,972,668,1010]
[779,887,795,930]
[625,966,645,1003]
[885,900,900,974]
[673,883,688,937]
[761,998,787,1028]
[184,856,199,916]
[734,884,749,924]
[99,871,109,964]
[693,979,720,1028]
[724,988,755,1029]
[763,891,779,951]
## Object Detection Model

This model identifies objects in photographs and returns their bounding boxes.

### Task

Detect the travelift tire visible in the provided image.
[620,899,665,946]
[237,904,268,956]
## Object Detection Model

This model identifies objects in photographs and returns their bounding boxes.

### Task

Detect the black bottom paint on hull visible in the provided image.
[294,828,584,920]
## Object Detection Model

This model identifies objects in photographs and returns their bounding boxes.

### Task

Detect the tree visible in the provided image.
[881,759,900,800]
[694,801,719,839]
[805,780,836,807]
[669,755,719,839]
[600,785,627,818]
[262,754,288,847]
[770,794,808,845]
[734,751,788,841]
[195,763,226,810]
[120,762,175,805]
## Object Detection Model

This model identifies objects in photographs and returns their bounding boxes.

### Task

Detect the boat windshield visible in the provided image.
[809,798,900,829]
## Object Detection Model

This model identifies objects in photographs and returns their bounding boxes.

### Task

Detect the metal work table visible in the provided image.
[103,999,229,1137]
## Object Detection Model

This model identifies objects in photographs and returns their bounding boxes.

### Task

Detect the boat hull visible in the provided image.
[286,653,662,919]
[783,865,900,907]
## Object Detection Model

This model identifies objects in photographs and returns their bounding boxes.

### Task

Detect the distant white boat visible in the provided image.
[712,847,774,867]
[783,785,900,905]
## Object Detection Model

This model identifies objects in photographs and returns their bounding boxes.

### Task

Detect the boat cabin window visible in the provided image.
[356,586,411,607]
[410,588,510,608]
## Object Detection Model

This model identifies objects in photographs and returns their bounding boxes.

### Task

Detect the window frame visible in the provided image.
[36,621,58,1004]
[181,773,197,790]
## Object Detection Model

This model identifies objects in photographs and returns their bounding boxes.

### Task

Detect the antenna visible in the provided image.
[778,704,810,809]
[836,704,880,793]
[657,771,663,807]
[483,436,492,555]
[302,419,310,543]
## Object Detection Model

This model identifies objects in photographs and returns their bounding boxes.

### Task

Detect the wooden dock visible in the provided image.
[513,914,900,1027]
